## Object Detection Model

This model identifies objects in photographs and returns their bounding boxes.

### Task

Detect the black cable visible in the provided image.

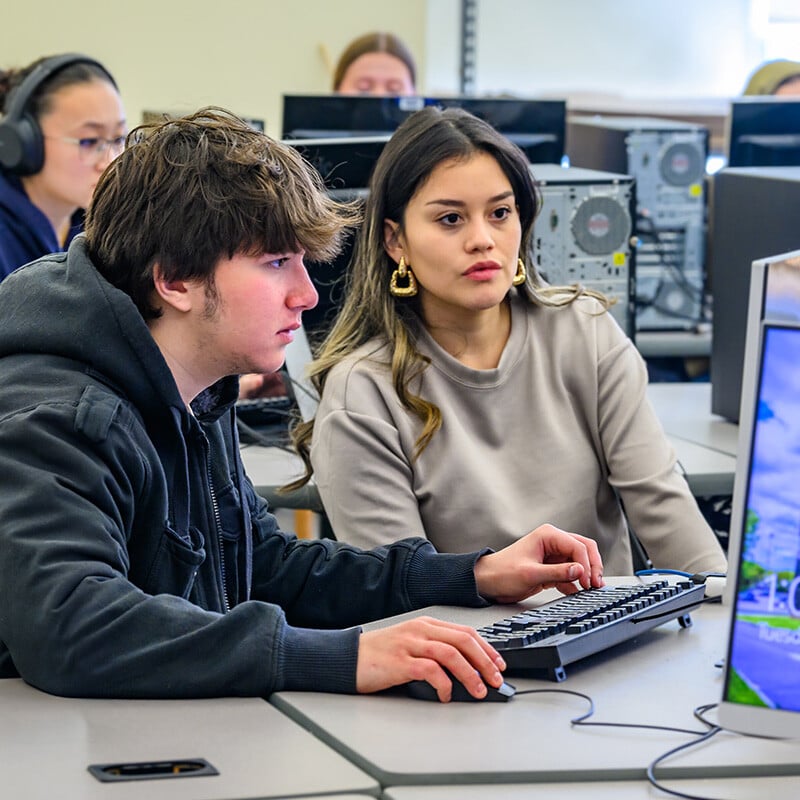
[513,688,709,736]
[634,215,706,317]
[236,418,294,451]
[646,726,723,800]
[516,689,730,800]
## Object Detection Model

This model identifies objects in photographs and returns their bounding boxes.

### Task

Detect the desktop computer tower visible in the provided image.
[529,163,636,338]
[709,166,800,422]
[567,116,708,332]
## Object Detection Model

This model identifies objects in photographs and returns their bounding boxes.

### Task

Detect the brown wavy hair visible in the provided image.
[85,107,362,320]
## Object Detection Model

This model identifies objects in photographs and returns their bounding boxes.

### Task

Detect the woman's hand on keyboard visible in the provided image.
[473,524,605,604]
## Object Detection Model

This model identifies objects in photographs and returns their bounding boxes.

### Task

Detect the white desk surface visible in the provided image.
[272,592,800,788]
[384,775,800,799]
[0,679,378,800]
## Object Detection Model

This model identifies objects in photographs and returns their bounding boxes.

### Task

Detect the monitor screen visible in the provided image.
[282,136,382,341]
[284,135,390,195]
[727,98,800,168]
[719,253,800,739]
[282,94,566,164]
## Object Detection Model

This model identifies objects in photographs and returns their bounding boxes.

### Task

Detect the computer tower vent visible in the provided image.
[571,195,631,255]
[659,141,705,187]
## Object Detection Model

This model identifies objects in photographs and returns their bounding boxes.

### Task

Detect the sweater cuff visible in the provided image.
[275,625,361,693]
[406,546,493,609]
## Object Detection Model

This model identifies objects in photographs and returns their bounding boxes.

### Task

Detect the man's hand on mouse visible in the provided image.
[474,523,605,604]
[356,616,506,702]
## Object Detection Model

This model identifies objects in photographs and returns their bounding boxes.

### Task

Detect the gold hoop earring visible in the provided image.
[390,255,418,297]
[512,258,527,286]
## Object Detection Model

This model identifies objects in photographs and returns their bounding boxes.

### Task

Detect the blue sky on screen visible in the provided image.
[746,326,800,573]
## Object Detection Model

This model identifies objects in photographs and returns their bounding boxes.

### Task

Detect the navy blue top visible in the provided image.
[0,169,82,281]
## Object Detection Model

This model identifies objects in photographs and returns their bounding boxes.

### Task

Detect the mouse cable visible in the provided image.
[635,569,726,582]
[517,689,730,800]
[512,688,708,737]
[645,725,723,800]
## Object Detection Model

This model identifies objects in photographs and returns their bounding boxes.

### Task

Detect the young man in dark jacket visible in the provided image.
[0,108,603,703]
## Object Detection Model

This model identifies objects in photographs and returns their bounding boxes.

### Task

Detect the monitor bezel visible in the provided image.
[718,252,800,738]
[281,94,567,164]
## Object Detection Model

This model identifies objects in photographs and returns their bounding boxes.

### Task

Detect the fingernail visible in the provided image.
[567,563,580,579]
[495,655,506,670]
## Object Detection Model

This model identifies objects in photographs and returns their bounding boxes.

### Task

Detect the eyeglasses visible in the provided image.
[47,135,127,164]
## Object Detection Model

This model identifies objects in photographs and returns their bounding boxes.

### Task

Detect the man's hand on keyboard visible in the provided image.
[473,524,605,604]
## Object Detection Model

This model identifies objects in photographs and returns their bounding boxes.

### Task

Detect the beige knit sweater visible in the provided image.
[311,293,727,576]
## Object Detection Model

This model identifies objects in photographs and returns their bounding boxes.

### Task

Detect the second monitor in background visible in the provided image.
[282,94,567,164]
[284,135,390,200]
[709,168,800,422]
[285,136,388,341]
[726,97,800,168]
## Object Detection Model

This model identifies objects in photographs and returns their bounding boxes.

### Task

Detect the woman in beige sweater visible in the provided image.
[292,106,727,576]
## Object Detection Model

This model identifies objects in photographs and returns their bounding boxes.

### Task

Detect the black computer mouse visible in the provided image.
[404,671,516,703]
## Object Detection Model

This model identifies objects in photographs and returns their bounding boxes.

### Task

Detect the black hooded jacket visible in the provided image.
[0,237,487,698]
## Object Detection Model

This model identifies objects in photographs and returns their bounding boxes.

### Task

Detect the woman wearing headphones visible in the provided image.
[0,54,125,281]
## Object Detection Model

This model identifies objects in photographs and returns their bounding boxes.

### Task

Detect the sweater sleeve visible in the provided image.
[311,358,429,548]
[595,318,727,573]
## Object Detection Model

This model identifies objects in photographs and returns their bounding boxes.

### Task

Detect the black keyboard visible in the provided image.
[477,580,705,681]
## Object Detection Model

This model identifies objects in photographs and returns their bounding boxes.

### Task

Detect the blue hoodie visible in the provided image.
[0,169,61,280]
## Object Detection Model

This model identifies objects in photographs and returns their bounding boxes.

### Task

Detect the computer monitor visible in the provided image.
[718,251,800,739]
[281,94,567,164]
[727,98,800,168]
[284,135,389,198]
[709,167,800,422]
[283,136,385,342]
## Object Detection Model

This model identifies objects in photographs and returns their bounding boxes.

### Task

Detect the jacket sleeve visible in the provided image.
[595,317,727,573]
[245,484,491,691]
[0,392,488,699]
[0,395,310,697]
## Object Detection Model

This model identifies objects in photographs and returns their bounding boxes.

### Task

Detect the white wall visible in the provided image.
[425,0,765,99]
[0,0,428,137]
[2,0,772,137]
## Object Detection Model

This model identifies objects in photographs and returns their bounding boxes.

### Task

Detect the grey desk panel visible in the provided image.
[272,596,800,787]
[242,432,735,508]
[668,437,736,496]
[383,775,800,799]
[647,382,740,457]
[240,444,307,493]
[0,680,378,800]
[636,330,712,358]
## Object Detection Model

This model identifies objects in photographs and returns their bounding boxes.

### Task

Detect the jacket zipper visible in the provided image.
[205,454,230,614]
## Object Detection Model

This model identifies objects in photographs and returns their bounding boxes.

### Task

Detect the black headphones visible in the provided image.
[0,53,117,176]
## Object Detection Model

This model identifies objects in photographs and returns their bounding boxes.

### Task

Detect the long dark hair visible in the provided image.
[290,106,608,486]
